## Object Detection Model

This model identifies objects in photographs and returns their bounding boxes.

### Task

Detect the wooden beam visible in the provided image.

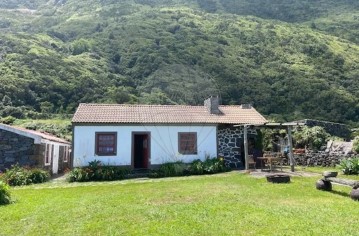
[325,177,359,188]
[287,126,295,172]
[282,122,305,126]
[244,125,249,170]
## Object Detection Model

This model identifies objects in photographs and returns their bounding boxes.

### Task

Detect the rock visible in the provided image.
[323,171,338,177]
[350,187,359,201]
[316,179,332,191]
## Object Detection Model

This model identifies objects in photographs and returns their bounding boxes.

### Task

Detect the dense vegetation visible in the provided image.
[0,180,11,205]
[0,0,358,126]
[0,164,50,186]
[68,157,228,182]
[339,157,359,175]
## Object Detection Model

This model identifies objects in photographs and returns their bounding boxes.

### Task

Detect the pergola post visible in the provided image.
[244,125,249,170]
[287,126,295,172]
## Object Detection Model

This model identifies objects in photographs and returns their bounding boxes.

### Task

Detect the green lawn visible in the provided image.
[1,171,359,236]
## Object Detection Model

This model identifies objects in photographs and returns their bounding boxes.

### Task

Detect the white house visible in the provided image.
[71,97,267,169]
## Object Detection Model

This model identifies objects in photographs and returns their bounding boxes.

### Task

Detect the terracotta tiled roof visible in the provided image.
[0,124,70,144]
[72,103,267,125]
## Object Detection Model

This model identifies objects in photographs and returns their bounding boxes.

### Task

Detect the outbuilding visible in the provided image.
[0,124,71,174]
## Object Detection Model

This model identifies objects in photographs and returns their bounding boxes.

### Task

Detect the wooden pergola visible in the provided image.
[235,122,305,172]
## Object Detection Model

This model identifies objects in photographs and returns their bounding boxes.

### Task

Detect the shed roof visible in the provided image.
[72,103,267,125]
[0,124,70,145]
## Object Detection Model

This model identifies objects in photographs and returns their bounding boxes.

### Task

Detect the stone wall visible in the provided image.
[292,150,357,167]
[0,129,39,171]
[218,126,257,169]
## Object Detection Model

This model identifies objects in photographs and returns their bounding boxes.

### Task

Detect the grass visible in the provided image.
[13,118,72,140]
[1,171,359,236]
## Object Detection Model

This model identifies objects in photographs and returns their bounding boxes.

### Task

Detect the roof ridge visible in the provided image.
[80,103,205,107]
[72,103,268,125]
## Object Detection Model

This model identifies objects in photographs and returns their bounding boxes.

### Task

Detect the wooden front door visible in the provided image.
[133,133,150,169]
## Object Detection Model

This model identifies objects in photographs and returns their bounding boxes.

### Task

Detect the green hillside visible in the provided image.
[0,0,358,126]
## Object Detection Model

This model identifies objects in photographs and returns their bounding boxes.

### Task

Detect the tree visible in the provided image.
[293,126,330,150]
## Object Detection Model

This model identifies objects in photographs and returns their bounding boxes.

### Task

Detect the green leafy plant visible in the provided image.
[353,137,359,153]
[28,169,50,184]
[2,164,32,186]
[293,126,330,150]
[201,157,227,174]
[68,161,130,182]
[151,162,187,178]
[2,164,50,186]
[189,159,204,175]
[0,116,16,124]
[0,181,11,205]
[88,159,102,170]
[68,168,91,182]
[338,157,359,175]
[151,157,229,178]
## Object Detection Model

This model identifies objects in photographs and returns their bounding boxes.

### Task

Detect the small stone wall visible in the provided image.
[218,126,257,169]
[0,129,39,171]
[293,150,357,167]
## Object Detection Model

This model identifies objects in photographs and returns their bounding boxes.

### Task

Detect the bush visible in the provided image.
[189,157,228,175]
[2,165,32,186]
[202,157,227,174]
[68,160,131,182]
[28,169,50,184]
[2,164,50,186]
[0,116,16,124]
[150,161,187,178]
[339,157,359,175]
[188,159,204,175]
[293,126,330,150]
[353,137,359,153]
[151,157,229,178]
[68,168,92,182]
[0,181,11,205]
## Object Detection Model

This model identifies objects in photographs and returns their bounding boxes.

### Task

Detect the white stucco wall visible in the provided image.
[73,125,218,167]
[42,140,71,174]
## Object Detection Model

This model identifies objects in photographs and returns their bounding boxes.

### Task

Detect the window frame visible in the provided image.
[95,132,117,156]
[45,143,53,166]
[178,132,197,155]
[63,146,69,163]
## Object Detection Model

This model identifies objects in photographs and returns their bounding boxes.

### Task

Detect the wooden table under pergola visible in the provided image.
[235,122,305,172]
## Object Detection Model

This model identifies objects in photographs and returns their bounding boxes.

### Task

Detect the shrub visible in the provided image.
[28,169,50,184]
[2,164,50,186]
[188,157,228,175]
[68,161,131,182]
[151,157,229,178]
[353,137,359,153]
[68,168,92,182]
[2,164,32,186]
[293,126,330,150]
[0,116,16,124]
[151,161,187,178]
[94,166,130,181]
[189,159,204,175]
[0,181,11,205]
[202,157,227,174]
[339,157,359,175]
